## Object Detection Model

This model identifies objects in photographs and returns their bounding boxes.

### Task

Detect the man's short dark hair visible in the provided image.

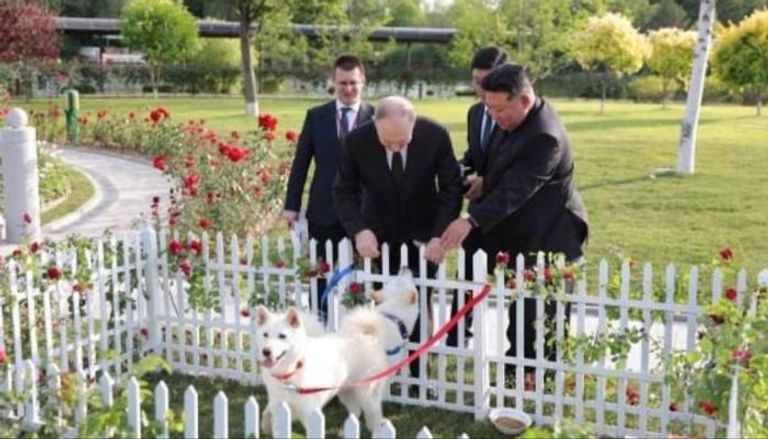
[334,55,365,76]
[471,47,508,70]
[481,63,532,99]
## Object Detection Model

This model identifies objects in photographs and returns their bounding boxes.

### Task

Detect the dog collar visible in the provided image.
[381,312,410,356]
[381,312,410,340]
[271,359,304,381]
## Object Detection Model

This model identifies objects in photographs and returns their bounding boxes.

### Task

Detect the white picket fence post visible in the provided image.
[184,385,198,438]
[0,108,41,243]
[127,376,141,438]
[343,414,360,439]
[244,396,259,438]
[274,402,291,438]
[308,408,325,438]
[155,381,169,439]
[471,250,489,421]
[23,360,40,426]
[142,225,162,352]
[214,391,228,438]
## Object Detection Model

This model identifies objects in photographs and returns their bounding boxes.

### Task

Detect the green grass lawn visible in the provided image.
[28,95,768,273]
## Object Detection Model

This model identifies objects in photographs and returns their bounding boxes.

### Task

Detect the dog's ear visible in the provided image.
[370,289,384,305]
[256,305,271,326]
[286,307,302,328]
[408,288,418,305]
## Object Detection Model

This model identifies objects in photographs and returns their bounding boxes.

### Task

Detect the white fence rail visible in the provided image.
[2,226,765,437]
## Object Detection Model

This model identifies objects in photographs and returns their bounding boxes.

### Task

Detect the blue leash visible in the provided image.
[319,263,356,310]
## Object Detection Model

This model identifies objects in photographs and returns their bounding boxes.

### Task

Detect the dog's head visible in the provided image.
[369,267,419,331]
[256,305,306,370]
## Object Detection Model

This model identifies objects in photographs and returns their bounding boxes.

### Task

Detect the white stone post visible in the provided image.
[0,108,41,243]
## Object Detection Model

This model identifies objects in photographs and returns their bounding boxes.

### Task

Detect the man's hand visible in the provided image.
[440,218,473,250]
[282,209,299,227]
[464,176,483,201]
[355,229,380,258]
[424,238,446,264]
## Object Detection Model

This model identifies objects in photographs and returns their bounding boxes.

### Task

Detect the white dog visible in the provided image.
[257,269,420,434]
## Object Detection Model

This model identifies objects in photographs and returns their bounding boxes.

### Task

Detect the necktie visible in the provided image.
[481,111,494,152]
[339,107,352,139]
[391,151,406,196]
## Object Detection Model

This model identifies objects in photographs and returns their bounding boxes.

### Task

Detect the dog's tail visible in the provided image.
[339,308,385,341]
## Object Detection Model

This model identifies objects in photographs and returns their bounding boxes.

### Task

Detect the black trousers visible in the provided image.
[308,220,347,321]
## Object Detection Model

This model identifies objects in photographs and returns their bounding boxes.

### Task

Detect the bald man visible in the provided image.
[334,96,462,377]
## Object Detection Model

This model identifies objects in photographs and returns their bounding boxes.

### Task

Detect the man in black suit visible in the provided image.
[447,46,508,348]
[283,55,374,318]
[441,64,588,375]
[334,96,462,376]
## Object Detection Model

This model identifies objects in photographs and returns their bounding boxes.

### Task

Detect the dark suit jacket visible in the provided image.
[461,101,488,177]
[284,100,374,225]
[469,98,589,262]
[334,117,463,245]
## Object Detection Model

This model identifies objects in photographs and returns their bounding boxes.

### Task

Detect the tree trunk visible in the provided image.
[149,64,159,99]
[600,82,606,115]
[239,14,258,117]
[677,0,716,175]
[757,95,762,117]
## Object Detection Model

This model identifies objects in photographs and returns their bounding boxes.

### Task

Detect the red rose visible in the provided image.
[275,260,286,269]
[523,269,536,282]
[179,259,193,277]
[152,196,161,204]
[240,309,251,318]
[259,170,272,185]
[12,249,23,258]
[199,218,210,230]
[257,113,278,131]
[183,173,200,190]
[732,348,753,366]
[698,400,716,416]
[719,247,733,261]
[73,283,86,294]
[152,156,166,171]
[263,130,276,141]
[30,241,41,253]
[318,261,331,274]
[140,327,149,339]
[562,270,575,281]
[306,270,318,278]
[23,213,32,224]
[724,287,737,301]
[169,240,183,255]
[46,266,62,280]
[188,239,202,255]
[506,277,517,289]
[286,130,299,142]
[169,216,177,227]
[349,282,364,294]
[226,146,249,163]
[218,142,232,155]
[544,266,553,281]
[495,251,510,266]
[0,349,7,364]
[669,402,679,412]
[625,385,640,405]
[97,110,107,119]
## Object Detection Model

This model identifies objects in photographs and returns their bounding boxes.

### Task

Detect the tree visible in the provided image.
[571,13,648,113]
[0,1,59,99]
[120,0,200,98]
[647,27,697,107]
[644,0,690,30]
[713,8,768,115]
[386,0,427,27]
[447,0,512,68]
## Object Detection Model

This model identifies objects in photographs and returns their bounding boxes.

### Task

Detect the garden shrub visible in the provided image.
[626,75,667,103]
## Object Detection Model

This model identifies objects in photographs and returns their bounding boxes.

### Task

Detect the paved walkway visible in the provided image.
[1,146,171,254]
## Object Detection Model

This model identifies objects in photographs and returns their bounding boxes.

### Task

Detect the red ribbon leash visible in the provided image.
[295,283,493,395]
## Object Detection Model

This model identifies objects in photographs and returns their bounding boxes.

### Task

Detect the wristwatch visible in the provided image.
[461,212,479,228]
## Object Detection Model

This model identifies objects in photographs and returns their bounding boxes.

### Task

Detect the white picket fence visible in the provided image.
[3,359,449,438]
[2,225,765,437]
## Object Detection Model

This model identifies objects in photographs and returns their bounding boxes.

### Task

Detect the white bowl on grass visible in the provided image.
[488,407,533,436]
